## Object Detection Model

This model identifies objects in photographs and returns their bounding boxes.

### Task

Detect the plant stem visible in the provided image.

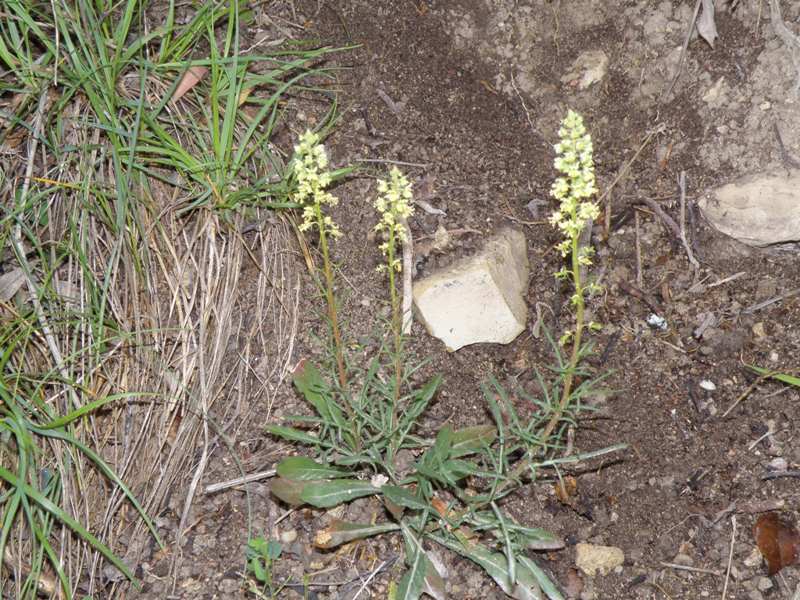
[314,206,351,399]
[539,233,584,446]
[386,231,402,444]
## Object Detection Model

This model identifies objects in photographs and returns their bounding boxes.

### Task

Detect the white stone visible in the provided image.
[575,543,625,577]
[412,228,528,351]
[561,50,609,90]
[699,171,800,246]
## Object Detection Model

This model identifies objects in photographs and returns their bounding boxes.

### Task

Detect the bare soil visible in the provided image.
[130,2,800,599]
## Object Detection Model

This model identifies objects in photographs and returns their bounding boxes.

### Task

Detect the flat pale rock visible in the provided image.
[412,228,528,351]
[575,543,625,577]
[699,171,800,247]
[561,50,609,90]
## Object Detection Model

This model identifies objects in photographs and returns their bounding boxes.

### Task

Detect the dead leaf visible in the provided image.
[170,66,208,103]
[754,512,800,575]
[554,475,578,507]
[697,0,718,48]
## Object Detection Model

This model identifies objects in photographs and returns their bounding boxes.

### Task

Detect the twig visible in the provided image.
[721,516,736,600]
[721,373,772,417]
[355,158,429,168]
[660,562,721,576]
[617,279,662,313]
[400,216,413,334]
[204,469,276,494]
[510,73,546,141]
[639,197,681,239]
[351,559,390,600]
[762,470,800,481]
[661,0,703,102]
[678,171,700,269]
[772,122,800,169]
[635,210,643,287]
[708,272,746,288]
[742,287,800,314]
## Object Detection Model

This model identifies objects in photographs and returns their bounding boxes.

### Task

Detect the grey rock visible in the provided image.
[700,171,800,246]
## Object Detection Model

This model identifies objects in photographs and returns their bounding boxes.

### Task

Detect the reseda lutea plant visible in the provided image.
[263,130,573,599]
[541,109,603,445]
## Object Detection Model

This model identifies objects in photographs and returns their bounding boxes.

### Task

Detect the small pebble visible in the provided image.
[769,350,779,363]
[767,457,787,471]
[280,529,298,543]
[756,576,773,592]
[752,322,766,338]
[699,380,716,391]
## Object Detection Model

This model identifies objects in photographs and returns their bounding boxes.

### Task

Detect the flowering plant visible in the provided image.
[541,110,601,442]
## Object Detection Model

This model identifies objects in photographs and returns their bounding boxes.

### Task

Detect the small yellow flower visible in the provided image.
[550,110,599,268]
[291,130,340,238]
[374,167,414,271]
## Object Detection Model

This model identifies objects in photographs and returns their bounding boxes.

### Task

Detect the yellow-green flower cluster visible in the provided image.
[374,167,414,272]
[292,130,341,237]
[549,110,599,261]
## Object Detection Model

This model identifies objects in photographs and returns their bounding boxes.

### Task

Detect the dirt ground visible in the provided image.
[129,1,800,598]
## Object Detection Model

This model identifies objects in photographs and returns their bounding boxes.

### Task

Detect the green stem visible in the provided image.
[539,232,584,446]
[314,206,359,450]
[478,222,587,506]
[386,231,402,448]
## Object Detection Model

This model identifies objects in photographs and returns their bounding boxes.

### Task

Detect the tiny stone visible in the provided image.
[756,576,773,592]
[767,457,787,471]
[769,351,779,363]
[672,553,694,566]
[280,529,298,543]
[699,380,716,391]
[743,546,762,567]
[752,322,766,338]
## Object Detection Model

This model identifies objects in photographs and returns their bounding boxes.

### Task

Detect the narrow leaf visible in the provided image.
[432,533,542,600]
[270,477,308,506]
[518,556,566,600]
[750,365,800,387]
[300,479,377,508]
[451,425,497,457]
[264,425,320,445]
[313,520,400,549]
[397,526,427,600]
[276,456,348,481]
[0,466,135,584]
[382,485,428,511]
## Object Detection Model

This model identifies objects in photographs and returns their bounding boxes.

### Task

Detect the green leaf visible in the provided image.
[270,477,308,506]
[381,485,428,511]
[265,425,320,445]
[432,533,542,600]
[396,526,427,600]
[292,360,346,428]
[431,426,453,462]
[513,528,564,551]
[518,556,565,600]
[450,425,497,457]
[313,520,400,549]
[0,466,136,584]
[276,456,348,481]
[299,479,377,508]
[750,365,800,387]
